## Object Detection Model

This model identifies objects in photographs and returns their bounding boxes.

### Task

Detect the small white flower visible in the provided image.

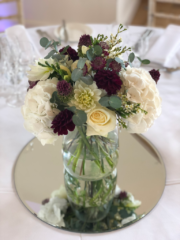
[82,45,89,55]
[69,81,102,112]
[37,197,68,227]
[121,214,136,225]
[51,185,67,199]
[27,58,55,81]
[21,78,60,145]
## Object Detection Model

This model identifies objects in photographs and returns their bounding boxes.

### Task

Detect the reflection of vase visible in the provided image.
[62,125,119,222]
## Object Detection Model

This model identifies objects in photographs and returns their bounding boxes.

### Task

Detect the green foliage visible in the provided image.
[61,45,69,54]
[128,52,135,63]
[86,48,94,61]
[40,37,49,47]
[67,107,87,126]
[50,91,65,111]
[71,68,83,81]
[137,57,150,65]
[93,45,102,56]
[44,50,56,59]
[99,96,122,109]
[115,57,126,69]
[77,58,87,69]
[80,76,93,85]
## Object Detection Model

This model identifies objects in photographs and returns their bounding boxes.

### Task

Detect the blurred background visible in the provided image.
[1,0,180,32]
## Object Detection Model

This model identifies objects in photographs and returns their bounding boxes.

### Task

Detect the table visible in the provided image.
[0,24,180,240]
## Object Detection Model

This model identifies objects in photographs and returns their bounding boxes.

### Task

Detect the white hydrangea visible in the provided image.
[21,78,60,145]
[27,58,55,81]
[120,66,162,133]
[69,81,102,112]
[37,197,68,227]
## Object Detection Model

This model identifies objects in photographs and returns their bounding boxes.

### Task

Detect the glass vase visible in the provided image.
[62,125,119,222]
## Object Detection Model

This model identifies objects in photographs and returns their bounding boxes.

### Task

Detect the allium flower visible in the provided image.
[94,69,122,95]
[91,57,106,70]
[109,60,121,72]
[149,69,160,84]
[99,42,109,50]
[78,34,92,47]
[27,80,39,91]
[57,80,73,96]
[103,50,109,56]
[69,81,102,112]
[119,191,127,200]
[51,109,75,135]
[59,46,79,61]
[27,58,54,81]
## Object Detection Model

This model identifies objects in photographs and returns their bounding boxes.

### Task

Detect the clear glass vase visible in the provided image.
[62,125,119,222]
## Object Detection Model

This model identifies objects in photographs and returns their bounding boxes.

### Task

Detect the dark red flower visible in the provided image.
[99,41,109,50]
[119,191,127,200]
[94,69,122,95]
[27,80,39,91]
[83,64,88,76]
[91,57,106,70]
[59,46,79,61]
[103,50,109,56]
[125,62,129,67]
[149,69,160,84]
[42,198,49,205]
[109,60,121,72]
[78,34,92,47]
[51,109,75,135]
[57,80,73,96]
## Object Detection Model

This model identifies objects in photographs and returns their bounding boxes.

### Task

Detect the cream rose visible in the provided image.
[21,78,60,145]
[82,45,89,55]
[71,59,91,72]
[86,104,116,137]
[120,66,162,133]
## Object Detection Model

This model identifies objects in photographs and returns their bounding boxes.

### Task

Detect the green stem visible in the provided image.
[102,185,113,203]
[77,126,103,173]
[72,140,83,172]
[82,145,86,175]
[89,187,103,205]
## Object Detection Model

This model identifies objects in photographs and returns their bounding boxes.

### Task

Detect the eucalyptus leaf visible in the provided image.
[77,58,87,69]
[80,76,93,85]
[71,68,83,81]
[52,54,65,61]
[44,50,56,59]
[40,37,49,47]
[50,91,65,111]
[67,106,77,113]
[93,45,102,56]
[72,110,87,126]
[45,40,52,49]
[141,59,150,64]
[61,45,69,54]
[115,57,126,69]
[137,57,142,62]
[109,96,122,109]
[106,58,113,68]
[99,97,110,107]
[128,52,135,63]
[86,48,94,61]
[53,42,58,52]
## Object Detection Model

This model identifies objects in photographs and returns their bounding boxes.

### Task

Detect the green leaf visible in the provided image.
[106,58,113,68]
[61,45,69,54]
[77,58,87,69]
[80,76,93,85]
[115,57,125,69]
[99,97,110,107]
[44,50,56,59]
[40,37,49,47]
[137,57,142,62]
[66,106,76,113]
[93,45,102,56]
[71,68,83,81]
[50,91,65,111]
[109,96,122,109]
[86,48,94,61]
[52,54,65,61]
[141,59,150,64]
[72,110,87,126]
[128,52,135,63]
[45,40,52,49]
[53,41,58,52]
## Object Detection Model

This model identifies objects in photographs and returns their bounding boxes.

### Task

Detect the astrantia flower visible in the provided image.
[51,109,75,135]
[69,81,102,112]
[94,69,122,95]
[27,80,39,91]
[27,58,54,81]
[109,60,121,72]
[119,191,127,200]
[78,34,92,47]
[149,69,160,84]
[103,50,109,56]
[91,57,106,70]
[99,42,109,50]
[59,46,79,61]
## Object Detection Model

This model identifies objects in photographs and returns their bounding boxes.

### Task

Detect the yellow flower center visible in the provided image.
[77,90,93,107]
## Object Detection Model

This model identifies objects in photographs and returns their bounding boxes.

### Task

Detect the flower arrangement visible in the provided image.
[22,24,161,147]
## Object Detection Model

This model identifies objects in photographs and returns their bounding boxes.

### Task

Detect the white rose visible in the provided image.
[82,45,89,55]
[71,59,91,72]
[120,67,162,133]
[21,78,60,145]
[86,104,116,137]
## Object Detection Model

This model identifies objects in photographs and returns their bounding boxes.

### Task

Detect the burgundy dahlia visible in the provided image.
[149,69,160,84]
[91,57,106,70]
[27,80,39,91]
[57,80,73,96]
[103,50,109,56]
[51,109,75,135]
[94,69,122,95]
[119,191,128,200]
[109,60,121,72]
[59,46,79,61]
[78,34,92,47]
[99,41,109,50]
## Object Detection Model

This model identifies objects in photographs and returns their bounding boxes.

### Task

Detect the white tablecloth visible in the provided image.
[0,24,180,240]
